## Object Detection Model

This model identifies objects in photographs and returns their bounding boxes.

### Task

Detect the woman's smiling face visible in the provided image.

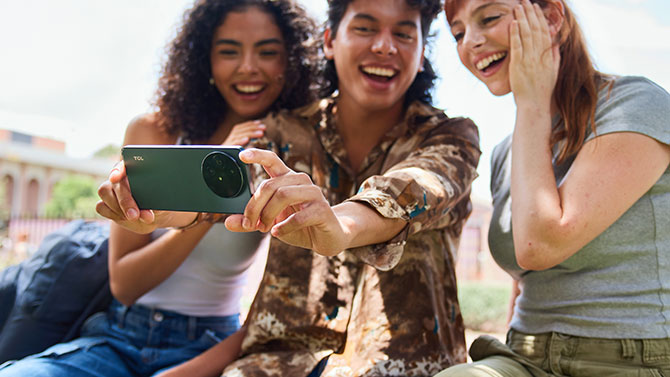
[449,0,518,96]
[210,6,287,121]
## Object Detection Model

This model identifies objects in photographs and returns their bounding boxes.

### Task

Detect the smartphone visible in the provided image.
[122,145,253,214]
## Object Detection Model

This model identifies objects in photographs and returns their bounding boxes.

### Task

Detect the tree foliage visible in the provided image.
[46,175,100,218]
[458,281,512,333]
[0,177,8,228]
[92,144,120,159]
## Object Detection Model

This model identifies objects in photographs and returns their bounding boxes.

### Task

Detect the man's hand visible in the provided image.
[225,149,350,256]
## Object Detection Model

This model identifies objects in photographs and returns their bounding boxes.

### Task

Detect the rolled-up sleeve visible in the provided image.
[347,116,481,270]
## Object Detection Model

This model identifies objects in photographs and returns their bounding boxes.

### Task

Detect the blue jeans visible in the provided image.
[0,300,239,377]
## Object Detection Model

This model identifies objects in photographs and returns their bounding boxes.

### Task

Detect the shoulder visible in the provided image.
[262,99,324,136]
[599,76,670,111]
[408,101,479,136]
[123,113,177,146]
[247,100,324,153]
[592,76,670,145]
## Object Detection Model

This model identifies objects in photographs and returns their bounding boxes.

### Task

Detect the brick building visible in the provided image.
[0,128,115,217]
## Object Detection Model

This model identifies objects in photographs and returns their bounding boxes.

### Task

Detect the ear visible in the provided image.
[323,28,335,60]
[418,45,425,73]
[544,0,565,39]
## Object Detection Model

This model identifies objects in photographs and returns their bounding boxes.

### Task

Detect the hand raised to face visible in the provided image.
[508,0,560,108]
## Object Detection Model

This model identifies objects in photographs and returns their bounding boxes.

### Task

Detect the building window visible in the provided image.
[24,178,39,216]
[2,175,13,213]
[10,131,32,145]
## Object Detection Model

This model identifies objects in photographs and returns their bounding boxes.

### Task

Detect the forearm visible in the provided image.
[109,221,212,305]
[334,201,406,250]
[510,103,566,269]
[154,211,201,229]
[157,327,246,377]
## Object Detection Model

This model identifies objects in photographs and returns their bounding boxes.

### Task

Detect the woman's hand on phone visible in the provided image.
[96,161,159,234]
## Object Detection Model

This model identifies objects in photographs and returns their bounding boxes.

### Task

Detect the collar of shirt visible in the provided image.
[300,96,443,176]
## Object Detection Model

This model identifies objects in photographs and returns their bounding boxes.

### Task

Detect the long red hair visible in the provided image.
[445,0,610,163]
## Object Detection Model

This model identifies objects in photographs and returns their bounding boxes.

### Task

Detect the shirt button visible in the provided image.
[153,312,164,322]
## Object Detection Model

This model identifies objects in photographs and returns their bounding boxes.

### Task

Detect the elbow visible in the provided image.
[513,218,578,270]
[110,281,139,307]
[516,253,551,271]
[514,241,557,271]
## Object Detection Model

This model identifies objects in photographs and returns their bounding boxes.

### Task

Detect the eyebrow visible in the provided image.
[213,38,283,47]
[352,13,418,29]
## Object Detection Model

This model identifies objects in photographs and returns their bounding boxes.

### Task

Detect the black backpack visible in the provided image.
[0,220,112,363]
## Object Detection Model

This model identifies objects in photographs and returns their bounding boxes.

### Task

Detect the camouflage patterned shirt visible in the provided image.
[222,98,480,377]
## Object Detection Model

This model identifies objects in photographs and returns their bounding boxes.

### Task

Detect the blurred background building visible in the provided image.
[0,128,116,253]
[1,128,114,217]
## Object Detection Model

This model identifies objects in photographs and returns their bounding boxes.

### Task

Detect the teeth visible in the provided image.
[235,84,264,93]
[362,66,395,77]
[476,52,507,71]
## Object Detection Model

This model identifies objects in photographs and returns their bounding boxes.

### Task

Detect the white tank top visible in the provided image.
[136,224,264,317]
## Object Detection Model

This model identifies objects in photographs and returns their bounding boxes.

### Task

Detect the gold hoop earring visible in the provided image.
[209,78,215,85]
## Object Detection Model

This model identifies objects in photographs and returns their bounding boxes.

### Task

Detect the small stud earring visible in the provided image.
[209,78,215,85]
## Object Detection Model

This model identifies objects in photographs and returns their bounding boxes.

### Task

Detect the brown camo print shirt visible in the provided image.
[222,97,481,377]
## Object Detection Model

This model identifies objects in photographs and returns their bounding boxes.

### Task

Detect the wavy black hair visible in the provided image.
[320,0,442,106]
[154,0,319,142]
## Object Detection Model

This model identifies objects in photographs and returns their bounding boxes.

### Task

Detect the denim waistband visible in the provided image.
[108,299,239,342]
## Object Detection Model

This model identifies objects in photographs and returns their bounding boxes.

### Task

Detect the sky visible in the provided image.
[1,0,669,201]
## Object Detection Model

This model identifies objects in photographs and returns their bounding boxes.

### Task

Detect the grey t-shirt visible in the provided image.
[488,76,670,338]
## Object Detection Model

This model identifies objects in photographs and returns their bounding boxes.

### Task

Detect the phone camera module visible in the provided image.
[202,151,244,198]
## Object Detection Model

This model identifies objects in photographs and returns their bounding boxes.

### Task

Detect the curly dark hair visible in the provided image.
[153,0,319,142]
[320,0,442,106]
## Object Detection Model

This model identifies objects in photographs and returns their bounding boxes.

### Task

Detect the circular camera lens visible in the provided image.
[201,151,244,198]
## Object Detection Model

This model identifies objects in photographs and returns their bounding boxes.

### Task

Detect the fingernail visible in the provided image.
[243,217,251,229]
[127,208,138,219]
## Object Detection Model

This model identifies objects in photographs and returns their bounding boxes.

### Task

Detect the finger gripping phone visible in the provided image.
[122,145,252,213]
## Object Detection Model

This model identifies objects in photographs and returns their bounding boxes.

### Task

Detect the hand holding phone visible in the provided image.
[122,145,253,214]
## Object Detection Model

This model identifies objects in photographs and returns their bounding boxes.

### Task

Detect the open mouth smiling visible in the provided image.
[234,84,266,95]
[360,66,397,81]
[475,52,507,73]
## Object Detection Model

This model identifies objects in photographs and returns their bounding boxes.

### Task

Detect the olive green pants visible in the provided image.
[435,330,670,377]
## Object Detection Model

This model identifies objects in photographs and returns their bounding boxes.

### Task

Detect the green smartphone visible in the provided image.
[122,145,253,214]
